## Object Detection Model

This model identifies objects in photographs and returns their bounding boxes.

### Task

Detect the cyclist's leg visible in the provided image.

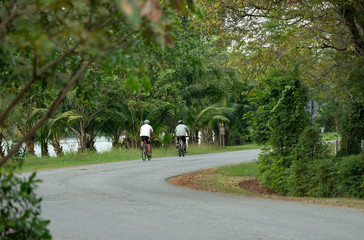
[147,137,151,155]
[141,136,148,151]
[182,136,187,152]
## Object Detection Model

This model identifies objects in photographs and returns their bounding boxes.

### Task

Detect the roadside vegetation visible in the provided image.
[169,161,364,210]
[1,0,363,238]
[8,143,261,172]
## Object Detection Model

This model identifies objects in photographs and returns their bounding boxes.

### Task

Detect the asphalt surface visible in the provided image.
[34,149,364,240]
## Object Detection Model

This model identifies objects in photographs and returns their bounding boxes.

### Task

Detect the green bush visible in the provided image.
[286,126,337,197]
[338,102,364,156]
[257,151,291,194]
[245,67,309,151]
[257,125,364,199]
[306,157,338,198]
[336,152,364,199]
[286,155,312,197]
[0,171,51,239]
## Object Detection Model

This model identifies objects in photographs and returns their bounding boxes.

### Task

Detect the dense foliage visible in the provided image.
[258,127,364,199]
[0,4,363,236]
[0,171,51,239]
[245,68,309,151]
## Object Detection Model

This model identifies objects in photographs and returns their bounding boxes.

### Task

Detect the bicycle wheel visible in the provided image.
[178,139,183,157]
[181,140,185,157]
[142,144,146,161]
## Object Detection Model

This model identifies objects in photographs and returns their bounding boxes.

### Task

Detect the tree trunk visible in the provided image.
[124,133,132,148]
[85,133,96,151]
[52,141,63,156]
[40,131,49,157]
[77,121,87,152]
[112,132,118,148]
[0,133,4,157]
[201,128,209,144]
[224,129,230,146]
[111,130,123,148]
[191,129,199,144]
[51,132,63,156]
[133,137,138,149]
[41,137,49,157]
[206,128,213,143]
[25,136,36,155]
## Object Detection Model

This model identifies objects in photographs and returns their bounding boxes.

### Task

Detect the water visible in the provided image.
[33,136,112,157]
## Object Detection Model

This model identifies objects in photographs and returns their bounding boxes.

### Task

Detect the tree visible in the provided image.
[194,0,364,102]
[246,67,309,152]
[0,0,199,166]
[197,0,364,150]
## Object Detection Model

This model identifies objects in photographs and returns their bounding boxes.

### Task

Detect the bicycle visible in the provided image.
[141,139,152,161]
[176,136,185,157]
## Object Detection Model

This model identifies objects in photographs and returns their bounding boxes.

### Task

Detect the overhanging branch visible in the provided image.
[0,56,96,167]
[0,44,79,127]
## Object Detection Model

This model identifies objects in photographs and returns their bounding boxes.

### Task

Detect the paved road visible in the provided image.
[35,150,364,240]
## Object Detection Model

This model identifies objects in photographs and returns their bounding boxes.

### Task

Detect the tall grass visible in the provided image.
[8,143,261,172]
[217,162,258,177]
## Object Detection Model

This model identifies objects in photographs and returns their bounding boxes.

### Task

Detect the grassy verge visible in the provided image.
[321,132,340,141]
[169,162,364,210]
[6,143,261,172]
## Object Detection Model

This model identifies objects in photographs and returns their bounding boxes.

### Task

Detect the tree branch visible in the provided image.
[0,1,19,37]
[0,56,96,167]
[0,44,79,127]
[339,4,364,57]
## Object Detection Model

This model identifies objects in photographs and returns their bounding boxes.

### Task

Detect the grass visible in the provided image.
[217,162,258,177]
[5,143,261,172]
[321,132,340,141]
[178,162,364,210]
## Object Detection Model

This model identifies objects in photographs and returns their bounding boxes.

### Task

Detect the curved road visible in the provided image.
[35,150,364,240]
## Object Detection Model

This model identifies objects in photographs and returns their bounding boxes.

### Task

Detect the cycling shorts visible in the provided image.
[176,136,186,143]
[140,136,151,144]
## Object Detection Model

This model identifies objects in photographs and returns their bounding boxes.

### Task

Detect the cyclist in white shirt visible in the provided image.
[140,120,155,157]
[174,120,190,153]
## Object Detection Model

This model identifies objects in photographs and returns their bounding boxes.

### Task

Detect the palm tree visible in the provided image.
[47,110,77,156]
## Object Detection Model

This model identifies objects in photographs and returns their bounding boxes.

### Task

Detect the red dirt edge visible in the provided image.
[167,169,274,195]
[166,169,364,210]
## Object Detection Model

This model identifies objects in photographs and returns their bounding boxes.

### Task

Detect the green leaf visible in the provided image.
[125,74,140,92]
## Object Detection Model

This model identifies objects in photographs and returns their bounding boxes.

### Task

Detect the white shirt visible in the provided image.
[140,124,153,137]
[175,124,189,136]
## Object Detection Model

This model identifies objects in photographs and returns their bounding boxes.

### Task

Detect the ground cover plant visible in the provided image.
[168,161,364,210]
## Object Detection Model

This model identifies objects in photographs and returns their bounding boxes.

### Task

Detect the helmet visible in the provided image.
[178,120,183,124]
[144,119,150,124]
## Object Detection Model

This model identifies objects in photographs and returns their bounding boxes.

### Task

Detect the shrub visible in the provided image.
[336,152,364,199]
[257,151,291,194]
[338,102,364,156]
[257,125,364,198]
[306,157,338,198]
[286,126,337,197]
[245,67,309,151]
[0,171,51,239]
[259,126,341,198]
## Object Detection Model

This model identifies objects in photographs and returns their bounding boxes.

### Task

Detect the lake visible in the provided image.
[34,136,112,157]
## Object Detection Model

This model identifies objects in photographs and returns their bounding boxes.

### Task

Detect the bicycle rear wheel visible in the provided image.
[142,144,147,161]
[178,139,184,157]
